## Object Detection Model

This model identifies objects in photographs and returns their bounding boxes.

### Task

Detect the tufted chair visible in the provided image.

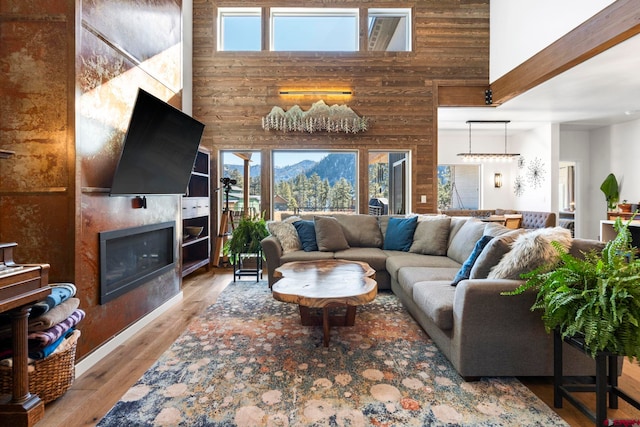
[519,211,556,229]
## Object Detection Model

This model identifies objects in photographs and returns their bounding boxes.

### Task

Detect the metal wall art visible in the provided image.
[527,157,545,189]
[514,175,525,197]
[262,100,368,133]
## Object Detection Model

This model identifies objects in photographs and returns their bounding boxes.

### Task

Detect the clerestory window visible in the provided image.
[270,8,359,52]
[218,7,262,51]
[368,9,412,52]
[217,7,412,53]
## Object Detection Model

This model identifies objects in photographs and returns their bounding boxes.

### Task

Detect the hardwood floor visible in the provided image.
[34,268,640,427]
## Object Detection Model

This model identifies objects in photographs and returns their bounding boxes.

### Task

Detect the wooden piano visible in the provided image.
[0,242,50,426]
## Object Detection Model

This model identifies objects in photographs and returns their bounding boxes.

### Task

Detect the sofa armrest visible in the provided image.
[261,235,283,287]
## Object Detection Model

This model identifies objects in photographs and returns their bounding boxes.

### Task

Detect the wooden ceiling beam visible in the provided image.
[437,84,491,107]
[491,0,640,106]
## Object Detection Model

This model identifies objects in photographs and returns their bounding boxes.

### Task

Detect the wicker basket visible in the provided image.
[0,329,80,404]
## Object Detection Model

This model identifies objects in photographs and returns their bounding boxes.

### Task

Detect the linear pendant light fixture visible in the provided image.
[457,120,520,162]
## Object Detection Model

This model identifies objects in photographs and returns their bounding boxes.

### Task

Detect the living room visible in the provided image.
[1,0,640,425]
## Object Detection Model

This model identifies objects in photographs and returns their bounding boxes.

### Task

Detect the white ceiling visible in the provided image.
[438,33,640,134]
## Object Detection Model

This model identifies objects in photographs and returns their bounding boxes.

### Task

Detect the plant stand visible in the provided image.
[553,329,640,426]
[233,251,263,283]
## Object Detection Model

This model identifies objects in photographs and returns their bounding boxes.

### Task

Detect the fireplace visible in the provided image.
[99,221,176,304]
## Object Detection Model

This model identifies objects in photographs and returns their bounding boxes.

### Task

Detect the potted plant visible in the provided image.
[618,200,632,213]
[600,173,619,211]
[223,212,269,266]
[505,216,640,359]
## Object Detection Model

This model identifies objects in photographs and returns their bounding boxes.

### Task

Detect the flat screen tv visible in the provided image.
[110,88,205,196]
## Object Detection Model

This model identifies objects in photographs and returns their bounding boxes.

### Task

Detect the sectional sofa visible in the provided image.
[261,213,604,379]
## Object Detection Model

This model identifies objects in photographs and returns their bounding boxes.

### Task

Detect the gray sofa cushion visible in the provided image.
[412,281,456,330]
[281,250,335,263]
[397,267,459,298]
[469,229,526,279]
[334,247,388,271]
[314,216,350,252]
[409,216,451,255]
[569,238,605,259]
[386,252,461,282]
[334,214,383,248]
[446,218,486,264]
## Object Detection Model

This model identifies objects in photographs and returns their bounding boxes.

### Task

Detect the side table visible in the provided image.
[233,251,263,282]
[553,329,640,426]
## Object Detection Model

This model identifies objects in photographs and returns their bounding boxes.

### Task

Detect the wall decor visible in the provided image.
[527,157,545,189]
[514,175,525,197]
[518,156,525,169]
[262,100,368,133]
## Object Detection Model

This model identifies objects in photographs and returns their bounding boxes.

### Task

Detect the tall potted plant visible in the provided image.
[223,212,269,265]
[505,217,640,358]
[600,173,620,211]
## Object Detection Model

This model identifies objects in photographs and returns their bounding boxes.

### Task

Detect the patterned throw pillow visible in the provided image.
[267,221,301,254]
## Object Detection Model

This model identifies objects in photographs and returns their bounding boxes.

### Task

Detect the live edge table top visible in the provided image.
[272,259,377,308]
[272,259,377,346]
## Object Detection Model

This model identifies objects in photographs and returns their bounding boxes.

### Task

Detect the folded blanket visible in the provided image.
[28,309,85,350]
[28,328,74,360]
[28,297,79,332]
[29,301,51,318]
[44,284,75,310]
[0,330,80,365]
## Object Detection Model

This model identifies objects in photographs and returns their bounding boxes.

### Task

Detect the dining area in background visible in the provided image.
[481,213,523,229]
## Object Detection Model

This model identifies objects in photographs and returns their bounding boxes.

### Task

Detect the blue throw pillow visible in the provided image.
[451,235,494,286]
[383,216,418,251]
[293,220,318,252]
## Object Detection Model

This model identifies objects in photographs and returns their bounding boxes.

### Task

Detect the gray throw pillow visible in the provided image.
[446,218,486,264]
[267,221,301,254]
[334,214,383,248]
[409,216,451,255]
[314,216,350,252]
[469,229,526,279]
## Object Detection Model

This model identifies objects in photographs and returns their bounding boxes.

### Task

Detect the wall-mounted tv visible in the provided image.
[110,88,205,196]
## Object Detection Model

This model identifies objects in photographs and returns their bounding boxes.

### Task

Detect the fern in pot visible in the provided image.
[223,212,269,265]
[506,217,640,359]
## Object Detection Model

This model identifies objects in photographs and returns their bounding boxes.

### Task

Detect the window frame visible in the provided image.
[269,7,360,52]
[217,7,262,52]
[271,149,359,218]
[367,8,412,52]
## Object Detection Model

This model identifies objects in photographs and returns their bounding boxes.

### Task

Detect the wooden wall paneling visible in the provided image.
[193,0,490,217]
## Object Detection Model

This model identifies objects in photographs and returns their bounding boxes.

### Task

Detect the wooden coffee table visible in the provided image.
[272,259,377,347]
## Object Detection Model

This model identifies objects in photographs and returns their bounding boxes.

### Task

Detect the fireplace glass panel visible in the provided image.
[100,221,175,304]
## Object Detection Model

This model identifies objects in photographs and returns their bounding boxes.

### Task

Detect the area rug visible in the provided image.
[98,281,568,426]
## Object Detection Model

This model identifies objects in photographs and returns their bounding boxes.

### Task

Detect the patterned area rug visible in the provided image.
[98,281,568,426]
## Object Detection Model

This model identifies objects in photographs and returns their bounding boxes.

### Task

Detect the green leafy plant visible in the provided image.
[505,217,640,359]
[600,173,620,210]
[223,212,269,264]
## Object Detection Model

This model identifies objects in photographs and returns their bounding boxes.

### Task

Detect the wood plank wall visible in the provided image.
[192,0,490,222]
